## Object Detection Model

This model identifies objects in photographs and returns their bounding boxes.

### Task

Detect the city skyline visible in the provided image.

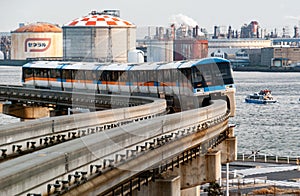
[1,0,300,34]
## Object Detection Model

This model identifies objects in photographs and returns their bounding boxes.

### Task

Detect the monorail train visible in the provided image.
[22,57,236,115]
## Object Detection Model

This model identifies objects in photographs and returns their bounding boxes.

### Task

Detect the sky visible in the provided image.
[1,0,300,35]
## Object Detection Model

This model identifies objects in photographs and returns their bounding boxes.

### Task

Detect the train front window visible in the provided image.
[193,62,234,87]
[217,62,234,84]
[192,67,204,88]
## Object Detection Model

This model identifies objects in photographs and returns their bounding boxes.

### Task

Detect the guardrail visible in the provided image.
[0,97,167,159]
[0,100,229,196]
[237,153,300,165]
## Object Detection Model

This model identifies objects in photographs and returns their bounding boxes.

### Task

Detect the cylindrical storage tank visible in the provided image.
[63,11,136,63]
[145,40,173,62]
[0,51,4,60]
[11,22,63,60]
[128,50,144,63]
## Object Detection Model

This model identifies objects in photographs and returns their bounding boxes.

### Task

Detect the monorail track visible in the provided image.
[0,97,167,163]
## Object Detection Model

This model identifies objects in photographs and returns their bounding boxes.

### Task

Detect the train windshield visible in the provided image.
[192,62,234,88]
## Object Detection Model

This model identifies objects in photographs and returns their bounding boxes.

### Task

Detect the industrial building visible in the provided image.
[261,47,300,67]
[63,10,137,63]
[10,22,63,60]
[137,25,208,62]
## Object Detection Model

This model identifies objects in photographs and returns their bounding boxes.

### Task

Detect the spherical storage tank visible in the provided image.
[63,10,136,63]
[11,22,63,60]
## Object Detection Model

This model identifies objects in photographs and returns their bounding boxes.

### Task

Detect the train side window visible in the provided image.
[61,70,71,80]
[163,70,171,82]
[76,70,85,80]
[99,71,106,81]
[157,70,164,84]
[138,70,147,84]
[148,70,156,82]
[24,68,33,78]
[119,71,128,82]
[49,69,60,78]
[106,71,118,82]
[85,70,97,81]
[34,68,48,78]
[180,68,192,87]
[129,70,138,84]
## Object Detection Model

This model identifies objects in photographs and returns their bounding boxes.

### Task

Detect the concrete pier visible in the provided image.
[134,151,223,196]
[0,103,50,119]
[134,175,181,196]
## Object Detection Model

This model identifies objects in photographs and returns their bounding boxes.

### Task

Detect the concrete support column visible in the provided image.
[133,175,180,196]
[181,186,200,196]
[215,126,237,163]
[205,151,221,182]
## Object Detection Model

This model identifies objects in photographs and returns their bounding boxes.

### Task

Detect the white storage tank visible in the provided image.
[63,10,136,63]
[128,50,144,63]
[145,40,173,62]
[11,22,63,60]
[0,51,4,60]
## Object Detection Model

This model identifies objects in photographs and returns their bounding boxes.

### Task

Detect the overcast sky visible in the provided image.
[1,0,300,34]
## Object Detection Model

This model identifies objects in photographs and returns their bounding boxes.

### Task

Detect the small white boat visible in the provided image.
[245,89,277,104]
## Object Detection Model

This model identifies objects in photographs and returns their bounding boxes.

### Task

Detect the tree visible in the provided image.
[204,182,222,196]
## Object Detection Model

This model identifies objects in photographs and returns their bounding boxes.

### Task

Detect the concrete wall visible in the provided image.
[261,47,274,66]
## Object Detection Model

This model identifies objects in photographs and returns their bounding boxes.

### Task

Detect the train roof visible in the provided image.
[22,57,230,71]
[23,61,66,69]
[63,62,101,70]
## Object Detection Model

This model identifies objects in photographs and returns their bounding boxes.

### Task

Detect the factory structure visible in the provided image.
[209,20,300,68]
[1,11,300,68]
[136,24,208,62]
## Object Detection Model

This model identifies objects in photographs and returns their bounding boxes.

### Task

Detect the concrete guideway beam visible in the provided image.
[0,100,231,195]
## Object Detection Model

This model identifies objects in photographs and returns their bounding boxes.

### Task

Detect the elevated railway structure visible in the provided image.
[0,97,166,162]
[0,100,237,196]
[0,85,152,119]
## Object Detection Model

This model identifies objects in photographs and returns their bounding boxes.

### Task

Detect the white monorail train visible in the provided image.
[22,57,236,115]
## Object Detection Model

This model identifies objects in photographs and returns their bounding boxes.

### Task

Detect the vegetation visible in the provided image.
[251,186,300,195]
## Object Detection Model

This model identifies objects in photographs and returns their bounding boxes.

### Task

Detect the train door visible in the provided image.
[61,69,72,91]
[179,68,193,96]
[49,68,62,90]
[138,70,149,95]
[98,71,108,94]
[72,70,86,91]
[161,69,173,96]
[108,71,119,93]
[118,71,130,94]
[147,70,157,95]
[129,70,140,95]
[84,70,97,92]
[157,69,164,96]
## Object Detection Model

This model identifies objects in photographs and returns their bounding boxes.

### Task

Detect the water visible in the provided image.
[232,71,300,157]
[0,66,22,125]
[0,66,299,156]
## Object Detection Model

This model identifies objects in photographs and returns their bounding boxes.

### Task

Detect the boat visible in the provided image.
[245,89,277,104]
